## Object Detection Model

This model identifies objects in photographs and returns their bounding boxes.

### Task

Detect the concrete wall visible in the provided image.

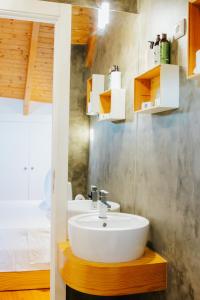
[69,45,89,198]
[88,1,200,299]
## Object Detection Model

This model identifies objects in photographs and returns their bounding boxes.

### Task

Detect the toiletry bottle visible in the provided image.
[154,34,160,65]
[110,65,121,89]
[147,41,154,69]
[108,65,119,89]
[160,33,170,64]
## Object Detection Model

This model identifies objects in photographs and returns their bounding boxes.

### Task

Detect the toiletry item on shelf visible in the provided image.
[154,34,161,65]
[111,65,121,89]
[141,101,154,110]
[108,65,121,89]
[160,33,170,64]
[147,41,154,69]
[194,50,200,74]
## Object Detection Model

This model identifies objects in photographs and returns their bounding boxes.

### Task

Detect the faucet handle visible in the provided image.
[99,190,109,201]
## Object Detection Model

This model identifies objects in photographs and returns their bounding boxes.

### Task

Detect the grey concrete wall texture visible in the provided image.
[88,0,200,299]
[69,45,89,198]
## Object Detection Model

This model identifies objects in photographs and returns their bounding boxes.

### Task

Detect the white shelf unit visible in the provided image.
[87,74,104,116]
[134,64,179,114]
[99,89,126,121]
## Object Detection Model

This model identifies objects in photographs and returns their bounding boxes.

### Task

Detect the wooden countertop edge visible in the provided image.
[65,281,167,297]
[58,241,167,296]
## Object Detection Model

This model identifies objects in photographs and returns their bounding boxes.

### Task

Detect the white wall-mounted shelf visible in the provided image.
[134,64,179,114]
[99,89,125,121]
[87,74,104,116]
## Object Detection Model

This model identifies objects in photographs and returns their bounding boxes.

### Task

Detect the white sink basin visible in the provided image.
[68,200,120,219]
[68,212,149,263]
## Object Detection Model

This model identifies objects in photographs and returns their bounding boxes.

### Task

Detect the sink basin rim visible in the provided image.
[68,212,149,232]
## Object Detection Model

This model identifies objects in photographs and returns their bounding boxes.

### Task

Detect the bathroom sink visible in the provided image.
[68,212,149,263]
[67,200,120,219]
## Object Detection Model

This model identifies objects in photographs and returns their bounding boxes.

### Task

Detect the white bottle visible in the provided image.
[147,41,154,69]
[111,70,121,89]
[154,34,161,65]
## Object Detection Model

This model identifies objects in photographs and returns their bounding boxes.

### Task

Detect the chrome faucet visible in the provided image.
[99,190,111,219]
[89,185,98,209]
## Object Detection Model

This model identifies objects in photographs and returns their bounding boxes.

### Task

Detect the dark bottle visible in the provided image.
[160,33,170,64]
[155,34,161,46]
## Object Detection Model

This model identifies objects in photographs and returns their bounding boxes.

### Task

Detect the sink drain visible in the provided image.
[102,222,107,227]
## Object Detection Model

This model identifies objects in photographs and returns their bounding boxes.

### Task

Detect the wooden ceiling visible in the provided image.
[0,7,96,114]
[0,19,54,113]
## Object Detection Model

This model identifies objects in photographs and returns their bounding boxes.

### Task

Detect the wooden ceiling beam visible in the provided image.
[85,34,97,67]
[23,22,40,115]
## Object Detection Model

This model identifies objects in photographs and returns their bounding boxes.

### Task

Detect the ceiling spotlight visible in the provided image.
[98,2,110,30]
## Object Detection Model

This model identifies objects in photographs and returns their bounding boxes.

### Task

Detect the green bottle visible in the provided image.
[160,33,170,64]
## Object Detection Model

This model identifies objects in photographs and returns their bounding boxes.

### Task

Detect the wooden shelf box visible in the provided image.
[87,74,104,116]
[99,89,125,121]
[188,1,200,79]
[134,64,179,114]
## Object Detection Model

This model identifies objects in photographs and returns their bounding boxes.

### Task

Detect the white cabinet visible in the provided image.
[0,123,30,201]
[0,121,51,201]
[29,122,52,200]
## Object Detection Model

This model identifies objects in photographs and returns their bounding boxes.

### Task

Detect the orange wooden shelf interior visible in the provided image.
[86,77,92,112]
[58,241,167,297]
[189,0,200,4]
[188,1,200,78]
[99,90,111,114]
[134,65,161,112]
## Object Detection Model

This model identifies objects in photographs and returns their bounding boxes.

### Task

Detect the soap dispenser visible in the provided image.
[110,65,121,89]
[107,65,121,90]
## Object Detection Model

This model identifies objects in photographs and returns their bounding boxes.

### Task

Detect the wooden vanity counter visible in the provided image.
[58,242,167,296]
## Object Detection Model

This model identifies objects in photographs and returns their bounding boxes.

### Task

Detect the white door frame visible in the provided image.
[0,1,72,300]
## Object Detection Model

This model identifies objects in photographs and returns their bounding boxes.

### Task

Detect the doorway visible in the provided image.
[0,2,71,300]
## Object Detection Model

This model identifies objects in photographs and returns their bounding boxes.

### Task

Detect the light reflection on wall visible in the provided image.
[90,127,94,143]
